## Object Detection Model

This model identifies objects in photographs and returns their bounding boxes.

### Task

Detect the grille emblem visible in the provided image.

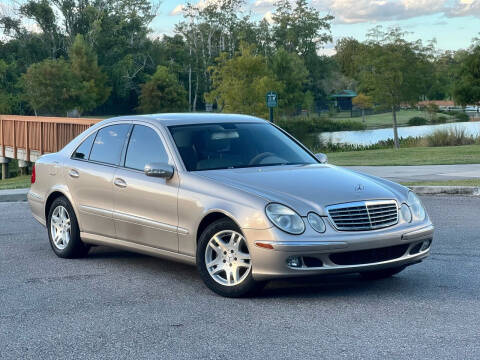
[354,184,365,192]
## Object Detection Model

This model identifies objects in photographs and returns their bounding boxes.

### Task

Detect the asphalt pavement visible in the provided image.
[1,196,479,359]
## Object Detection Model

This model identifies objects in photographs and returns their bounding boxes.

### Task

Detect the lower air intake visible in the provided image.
[329,244,409,266]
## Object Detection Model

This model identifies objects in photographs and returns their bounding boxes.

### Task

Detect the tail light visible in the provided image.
[31,164,36,184]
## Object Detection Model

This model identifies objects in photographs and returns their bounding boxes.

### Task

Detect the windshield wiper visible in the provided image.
[280,162,311,166]
[227,162,310,169]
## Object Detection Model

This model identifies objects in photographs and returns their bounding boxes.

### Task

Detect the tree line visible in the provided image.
[0,0,479,129]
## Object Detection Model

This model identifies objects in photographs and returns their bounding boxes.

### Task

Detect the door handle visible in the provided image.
[114,178,127,188]
[69,169,79,178]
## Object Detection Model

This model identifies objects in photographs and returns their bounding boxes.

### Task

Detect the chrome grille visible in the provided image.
[327,200,398,231]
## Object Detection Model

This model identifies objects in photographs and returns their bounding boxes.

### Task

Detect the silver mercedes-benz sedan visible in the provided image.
[28,113,433,297]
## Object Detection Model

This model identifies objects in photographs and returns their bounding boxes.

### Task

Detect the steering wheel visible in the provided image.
[249,152,275,165]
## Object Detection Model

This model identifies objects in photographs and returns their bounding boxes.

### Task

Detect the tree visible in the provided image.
[0,60,24,114]
[427,51,459,100]
[175,0,247,111]
[352,93,373,123]
[19,0,62,59]
[69,35,111,113]
[271,0,333,56]
[302,90,315,113]
[424,103,439,122]
[271,0,333,109]
[137,65,188,113]
[453,45,480,106]
[357,27,432,149]
[334,37,365,79]
[17,35,111,116]
[205,45,283,118]
[271,49,308,115]
[19,58,79,115]
[2,0,159,115]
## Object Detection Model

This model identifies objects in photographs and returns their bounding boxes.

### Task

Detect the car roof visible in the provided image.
[106,113,267,126]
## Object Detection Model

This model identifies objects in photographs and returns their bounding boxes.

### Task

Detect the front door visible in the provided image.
[112,124,179,252]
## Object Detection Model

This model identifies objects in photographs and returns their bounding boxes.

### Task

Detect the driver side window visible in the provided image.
[124,125,169,171]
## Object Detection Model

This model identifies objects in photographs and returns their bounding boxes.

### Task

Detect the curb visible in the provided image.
[409,186,480,196]
[0,188,29,202]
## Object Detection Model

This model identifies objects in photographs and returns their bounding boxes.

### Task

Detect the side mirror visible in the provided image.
[144,162,174,179]
[315,153,328,164]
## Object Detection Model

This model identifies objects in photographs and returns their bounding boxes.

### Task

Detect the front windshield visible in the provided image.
[168,122,318,171]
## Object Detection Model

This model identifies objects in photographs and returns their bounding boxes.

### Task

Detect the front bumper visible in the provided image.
[244,221,433,281]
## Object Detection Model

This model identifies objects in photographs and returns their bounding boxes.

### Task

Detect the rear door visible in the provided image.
[65,123,130,238]
[112,124,180,252]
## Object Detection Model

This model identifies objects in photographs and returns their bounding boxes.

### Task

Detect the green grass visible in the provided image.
[0,175,31,190]
[327,144,480,166]
[401,179,480,187]
[334,110,454,129]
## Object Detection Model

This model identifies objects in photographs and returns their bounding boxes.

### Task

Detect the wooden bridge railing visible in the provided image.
[0,115,102,163]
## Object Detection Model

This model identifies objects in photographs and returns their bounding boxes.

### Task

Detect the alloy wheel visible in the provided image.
[205,230,252,286]
[50,205,71,250]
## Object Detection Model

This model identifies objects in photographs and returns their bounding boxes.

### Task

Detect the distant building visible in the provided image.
[416,100,479,112]
[416,100,455,110]
[331,90,357,111]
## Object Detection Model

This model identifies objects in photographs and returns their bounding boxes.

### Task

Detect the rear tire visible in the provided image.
[47,196,89,258]
[196,218,265,297]
[360,266,406,280]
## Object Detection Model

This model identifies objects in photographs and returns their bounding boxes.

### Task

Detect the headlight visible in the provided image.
[265,203,305,234]
[407,191,426,221]
[307,212,326,233]
[400,204,412,223]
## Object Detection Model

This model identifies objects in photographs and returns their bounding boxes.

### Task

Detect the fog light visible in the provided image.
[287,256,302,268]
[421,239,431,251]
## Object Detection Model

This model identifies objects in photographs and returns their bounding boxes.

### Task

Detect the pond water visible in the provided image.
[318,121,480,146]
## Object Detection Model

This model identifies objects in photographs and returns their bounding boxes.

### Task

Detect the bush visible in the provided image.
[317,136,424,153]
[408,116,428,126]
[455,112,470,122]
[317,137,417,152]
[430,115,448,124]
[426,128,478,147]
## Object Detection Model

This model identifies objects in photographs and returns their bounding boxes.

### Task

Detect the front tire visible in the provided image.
[196,218,264,297]
[360,266,406,280]
[47,196,89,258]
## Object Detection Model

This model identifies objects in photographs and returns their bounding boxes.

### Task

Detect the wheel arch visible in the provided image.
[44,189,76,220]
[196,210,242,244]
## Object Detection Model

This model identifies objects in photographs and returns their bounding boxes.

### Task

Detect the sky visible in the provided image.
[2,0,479,54]
[153,0,480,54]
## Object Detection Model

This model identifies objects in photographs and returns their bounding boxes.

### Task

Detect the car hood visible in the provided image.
[198,164,403,216]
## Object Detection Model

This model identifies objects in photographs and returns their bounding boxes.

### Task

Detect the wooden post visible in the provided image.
[0,118,4,157]
[40,122,44,155]
[13,120,17,159]
[25,121,30,162]
[54,123,58,152]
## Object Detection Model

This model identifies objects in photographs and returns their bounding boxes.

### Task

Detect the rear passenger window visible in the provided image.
[89,124,130,165]
[124,125,169,171]
[72,132,96,160]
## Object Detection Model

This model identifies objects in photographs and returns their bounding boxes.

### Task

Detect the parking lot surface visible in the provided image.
[1,196,479,359]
